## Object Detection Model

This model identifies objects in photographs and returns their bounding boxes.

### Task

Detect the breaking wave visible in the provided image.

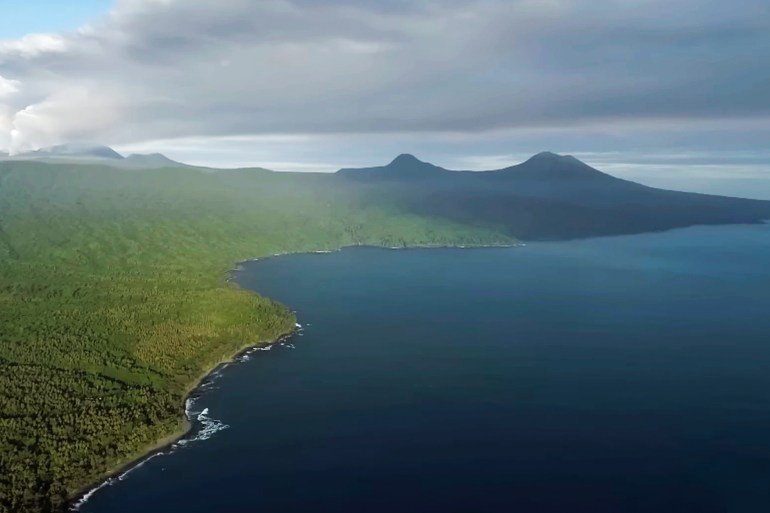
[70,480,111,511]
[176,407,229,447]
[71,329,299,510]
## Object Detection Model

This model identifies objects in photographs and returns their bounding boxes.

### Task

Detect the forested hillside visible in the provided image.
[0,161,510,513]
[2,151,768,512]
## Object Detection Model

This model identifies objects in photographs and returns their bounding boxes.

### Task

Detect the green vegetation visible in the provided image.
[0,161,513,513]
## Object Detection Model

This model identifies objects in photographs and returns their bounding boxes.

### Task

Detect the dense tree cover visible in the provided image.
[0,162,512,512]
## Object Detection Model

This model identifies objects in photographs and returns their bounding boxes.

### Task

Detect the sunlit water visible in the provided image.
[81,224,770,513]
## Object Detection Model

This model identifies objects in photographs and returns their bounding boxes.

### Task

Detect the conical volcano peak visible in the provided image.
[527,151,579,163]
[385,153,438,170]
[388,153,424,166]
[337,153,445,179]
[531,151,560,159]
[383,153,446,177]
[509,151,607,181]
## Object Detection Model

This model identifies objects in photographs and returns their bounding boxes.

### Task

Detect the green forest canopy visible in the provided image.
[0,161,512,513]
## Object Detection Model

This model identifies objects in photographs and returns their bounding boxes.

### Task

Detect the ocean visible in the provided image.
[80,224,770,513]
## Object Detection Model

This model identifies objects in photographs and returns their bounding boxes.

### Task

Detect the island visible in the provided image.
[1,150,769,512]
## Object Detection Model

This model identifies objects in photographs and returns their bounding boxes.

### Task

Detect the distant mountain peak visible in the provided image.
[338,151,611,183]
[24,144,125,160]
[126,152,175,162]
[509,151,607,181]
[2,143,195,169]
[389,153,423,166]
[385,153,443,173]
[527,151,579,163]
[531,151,561,159]
[338,153,445,180]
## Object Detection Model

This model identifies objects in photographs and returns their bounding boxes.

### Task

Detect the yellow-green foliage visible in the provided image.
[0,162,513,513]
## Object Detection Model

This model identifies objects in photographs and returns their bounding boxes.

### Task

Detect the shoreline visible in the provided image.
[233,241,523,268]
[66,241,517,511]
[67,327,298,511]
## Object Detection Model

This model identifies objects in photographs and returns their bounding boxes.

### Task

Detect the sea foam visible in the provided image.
[71,330,299,510]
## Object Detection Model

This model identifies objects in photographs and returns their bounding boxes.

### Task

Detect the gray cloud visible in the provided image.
[1,0,770,154]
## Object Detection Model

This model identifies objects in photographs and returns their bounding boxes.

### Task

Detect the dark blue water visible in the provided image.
[82,224,770,513]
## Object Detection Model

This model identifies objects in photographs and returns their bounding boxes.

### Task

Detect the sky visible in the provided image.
[0,0,769,198]
[0,1,112,39]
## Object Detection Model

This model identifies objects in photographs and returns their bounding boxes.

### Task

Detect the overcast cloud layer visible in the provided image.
[1,0,769,193]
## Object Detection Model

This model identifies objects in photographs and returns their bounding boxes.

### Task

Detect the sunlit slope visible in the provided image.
[0,161,511,513]
[3,151,768,512]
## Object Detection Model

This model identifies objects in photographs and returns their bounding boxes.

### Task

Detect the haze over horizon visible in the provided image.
[4,5,770,512]
[1,0,769,197]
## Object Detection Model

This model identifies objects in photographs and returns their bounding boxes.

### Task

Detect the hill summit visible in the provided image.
[23,144,124,160]
[335,151,770,239]
[338,153,446,179]
[4,143,189,170]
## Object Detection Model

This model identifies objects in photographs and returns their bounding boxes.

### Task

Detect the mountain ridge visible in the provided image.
[21,144,124,160]
[335,151,770,239]
[3,144,189,170]
[337,153,447,179]
[495,151,618,181]
[338,151,623,181]
[2,147,768,239]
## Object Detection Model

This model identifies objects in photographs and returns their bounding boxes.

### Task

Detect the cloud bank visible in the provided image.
[0,0,769,155]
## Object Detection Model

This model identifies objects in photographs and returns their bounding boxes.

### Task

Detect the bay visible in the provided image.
[82,224,770,512]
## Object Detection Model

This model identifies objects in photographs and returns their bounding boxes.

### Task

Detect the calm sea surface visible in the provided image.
[82,224,770,513]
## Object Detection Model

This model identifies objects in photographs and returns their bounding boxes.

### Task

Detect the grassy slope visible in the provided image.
[0,162,513,513]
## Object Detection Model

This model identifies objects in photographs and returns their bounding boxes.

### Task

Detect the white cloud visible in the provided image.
[0,34,68,59]
[0,75,20,97]
[8,87,121,154]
